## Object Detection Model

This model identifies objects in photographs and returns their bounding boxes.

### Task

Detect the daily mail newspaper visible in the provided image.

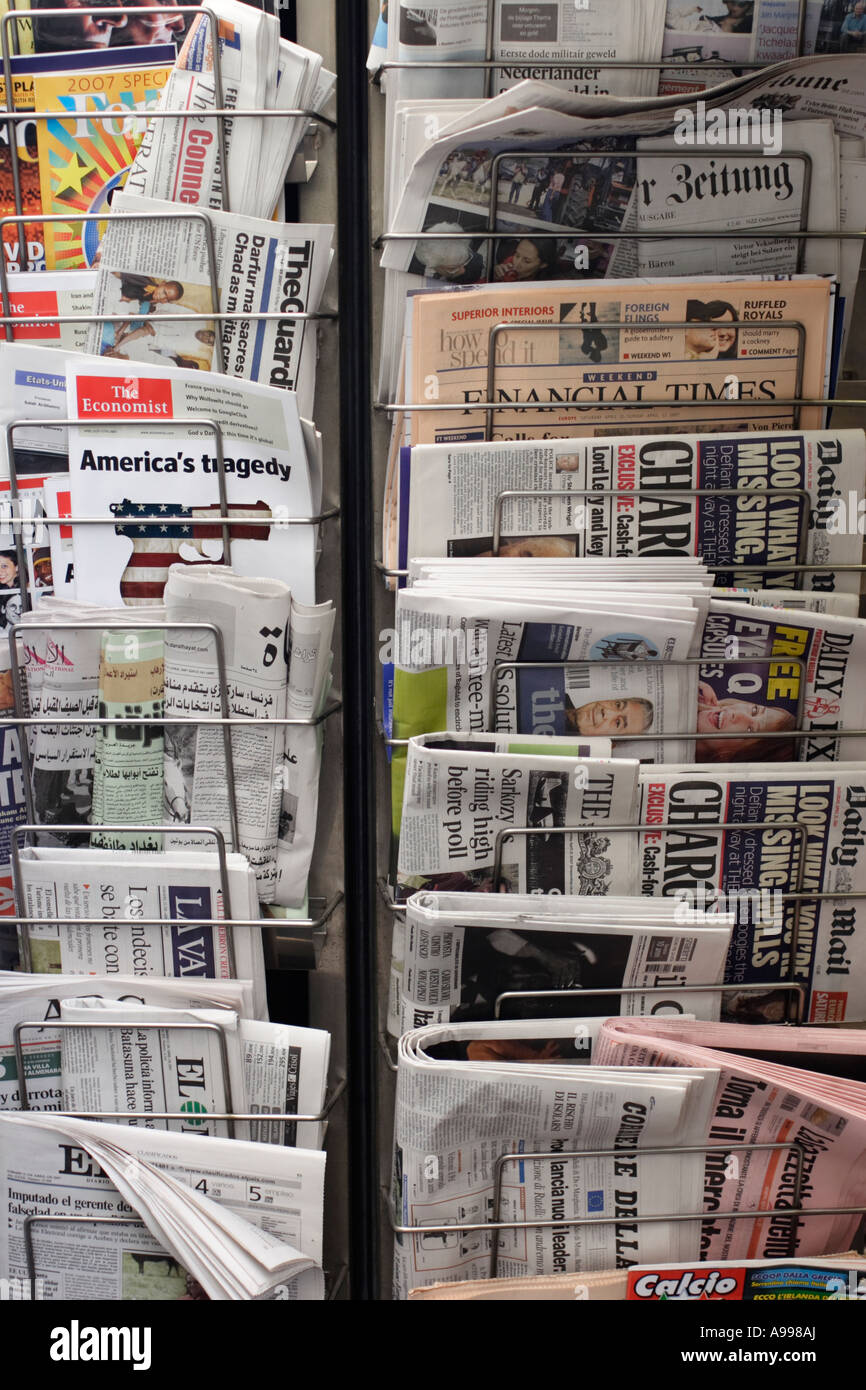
[58,995,330,1148]
[637,762,866,1024]
[0,1111,326,1300]
[393,429,866,596]
[395,732,637,898]
[15,845,268,1020]
[63,358,318,607]
[391,889,733,1034]
[0,971,256,1116]
[696,597,866,763]
[390,587,700,761]
[163,564,290,901]
[393,1017,718,1296]
[595,1016,866,1263]
[87,192,333,419]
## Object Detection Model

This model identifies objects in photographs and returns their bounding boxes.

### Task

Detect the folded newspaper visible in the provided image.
[86,191,333,419]
[394,732,635,898]
[389,889,733,1034]
[58,995,329,1148]
[0,1111,326,1299]
[393,1014,866,1295]
[15,844,268,1019]
[391,428,866,597]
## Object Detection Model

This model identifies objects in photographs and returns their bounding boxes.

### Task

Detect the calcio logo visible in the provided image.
[628,1269,745,1300]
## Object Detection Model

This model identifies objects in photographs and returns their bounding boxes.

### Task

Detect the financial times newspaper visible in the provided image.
[16,846,267,1019]
[393,1017,718,1296]
[393,428,866,593]
[395,733,637,898]
[390,890,733,1034]
[0,1111,326,1299]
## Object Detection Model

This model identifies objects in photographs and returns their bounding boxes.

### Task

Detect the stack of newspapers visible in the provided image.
[377,52,866,400]
[371,1,814,101]
[0,0,341,1302]
[392,1015,866,1296]
[374,7,866,1303]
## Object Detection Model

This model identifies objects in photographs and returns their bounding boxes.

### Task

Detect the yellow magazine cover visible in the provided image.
[35,60,172,269]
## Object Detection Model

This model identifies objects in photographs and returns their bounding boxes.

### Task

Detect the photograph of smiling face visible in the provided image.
[566,696,653,737]
[696,680,796,760]
[684,299,739,361]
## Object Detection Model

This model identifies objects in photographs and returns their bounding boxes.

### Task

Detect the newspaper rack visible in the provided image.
[0,6,336,233]
[388,1147,866,1282]
[372,0,810,91]
[12,1012,347,1127]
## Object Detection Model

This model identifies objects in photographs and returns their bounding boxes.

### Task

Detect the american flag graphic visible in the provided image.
[111,499,273,604]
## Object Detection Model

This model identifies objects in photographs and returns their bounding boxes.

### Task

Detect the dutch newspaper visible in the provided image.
[57,995,330,1148]
[637,762,866,1023]
[389,584,702,761]
[389,889,733,1034]
[387,0,666,100]
[393,1016,718,1296]
[15,845,268,1019]
[392,429,866,596]
[0,1111,326,1299]
[0,971,257,1116]
[394,732,638,898]
[163,564,290,902]
[87,191,333,419]
[595,1015,866,1262]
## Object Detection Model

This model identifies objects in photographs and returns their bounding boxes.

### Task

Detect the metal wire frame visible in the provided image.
[388,1141,828,1279]
[0,212,222,354]
[372,0,809,91]
[10,821,237,974]
[492,981,807,1024]
[14,1017,237,1129]
[2,6,229,230]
